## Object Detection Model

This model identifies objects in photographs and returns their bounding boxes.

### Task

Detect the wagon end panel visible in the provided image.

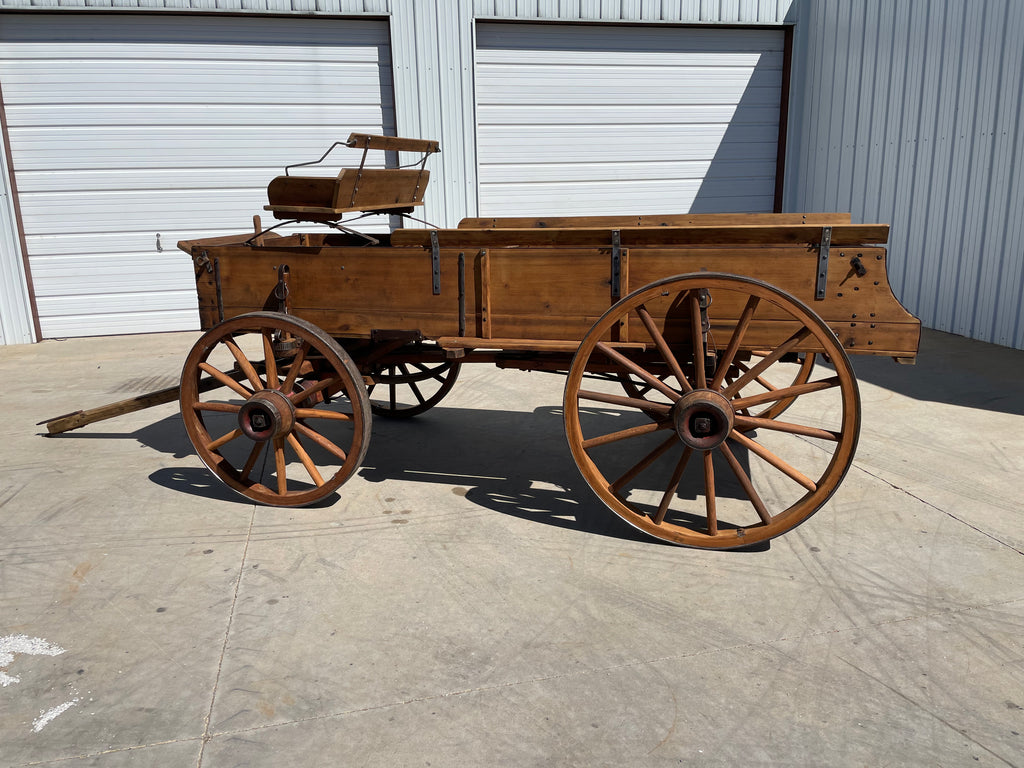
[625,245,920,359]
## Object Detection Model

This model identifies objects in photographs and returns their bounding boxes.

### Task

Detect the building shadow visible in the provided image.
[849,327,1024,417]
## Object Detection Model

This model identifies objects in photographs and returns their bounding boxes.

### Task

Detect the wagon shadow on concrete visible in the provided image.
[114,403,770,550]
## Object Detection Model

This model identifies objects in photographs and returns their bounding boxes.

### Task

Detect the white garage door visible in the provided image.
[0,14,393,338]
[475,23,785,217]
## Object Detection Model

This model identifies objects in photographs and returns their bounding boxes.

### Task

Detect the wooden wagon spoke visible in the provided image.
[728,429,817,492]
[722,327,813,398]
[688,291,707,388]
[733,360,778,393]
[412,361,449,384]
[652,446,694,525]
[718,441,771,524]
[710,295,760,391]
[636,304,693,393]
[207,427,243,452]
[198,362,255,399]
[581,420,670,449]
[577,389,672,415]
[611,434,679,492]
[192,400,241,414]
[240,441,264,482]
[274,438,287,495]
[223,337,264,391]
[703,450,718,535]
[289,376,341,404]
[294,421,348,461]
[294,407,353,422]
[730,376,840,410]
[287,432,325,487]
[399,363,427,405]
[262,332,279,388]
[596,341,681,402]
[280,341,310,394]
[733,414,841,442]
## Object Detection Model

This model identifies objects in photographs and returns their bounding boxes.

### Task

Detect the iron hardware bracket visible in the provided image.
[611,230,622,298]
[431,230,441,295]
[815,226,832,300]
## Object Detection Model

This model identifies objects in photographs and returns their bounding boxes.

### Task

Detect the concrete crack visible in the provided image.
[196,503,258,768]
[852,462,1024,556]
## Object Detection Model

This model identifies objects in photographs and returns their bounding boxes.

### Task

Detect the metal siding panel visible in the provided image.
[391,0,477,228]
[993,8,1024,348]
[619,0,642,21]
[537,0,558,17]
[0,134,35,344]
[960,2,1010,341]
[1,14,393,338]
[476,23,783,217]
[785,0,1024,350]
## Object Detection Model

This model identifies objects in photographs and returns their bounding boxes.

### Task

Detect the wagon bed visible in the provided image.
[63,134,923,549]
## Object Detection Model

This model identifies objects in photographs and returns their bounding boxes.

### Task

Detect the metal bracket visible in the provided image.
[194,250,213,274]
[274,264,290,314]
[815,226,832,300]
[611,230,622,298]
[431,230,441,295]
[213,256,224,323]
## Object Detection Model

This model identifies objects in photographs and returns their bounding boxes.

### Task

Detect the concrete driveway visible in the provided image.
[1,328,1022,766]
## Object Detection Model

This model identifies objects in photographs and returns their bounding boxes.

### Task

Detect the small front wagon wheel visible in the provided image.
[180,312,371,506]
[564,273,860,549]
[368,344,461,419]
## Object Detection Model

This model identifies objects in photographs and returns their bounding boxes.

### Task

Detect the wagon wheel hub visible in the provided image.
[672,389,735,451]
[238,389,295,442]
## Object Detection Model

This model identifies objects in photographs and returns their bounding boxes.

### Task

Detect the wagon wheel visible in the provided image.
[618,351,815,421]
[180,312,372,507]
[564,273,859,549]
[367,345,461,419]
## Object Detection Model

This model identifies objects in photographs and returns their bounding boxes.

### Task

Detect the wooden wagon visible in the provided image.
[153,134,918,548]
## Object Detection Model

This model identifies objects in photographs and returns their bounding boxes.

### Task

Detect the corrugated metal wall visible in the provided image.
[0,115,35,344]
[785,0,1024,350]
[473,0,789,23]
[0,0,792,19]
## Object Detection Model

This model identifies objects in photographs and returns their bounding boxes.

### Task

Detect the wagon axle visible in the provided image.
[673,389,735,451]
[238,389,294,442]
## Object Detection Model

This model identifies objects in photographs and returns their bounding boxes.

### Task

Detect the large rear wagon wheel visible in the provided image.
[180,312,371,507]
[564,273,859,549]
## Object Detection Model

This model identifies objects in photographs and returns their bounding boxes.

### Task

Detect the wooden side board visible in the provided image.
[190,237,919,359]
[390,224,889,249]
[459,212,853,229]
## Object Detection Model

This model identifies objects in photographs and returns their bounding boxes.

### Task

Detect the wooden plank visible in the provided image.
[437,337,646,352]
[41,386,181,435]
[459,212,853,229]
[390,225,889,249]
[177,231,281,252]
